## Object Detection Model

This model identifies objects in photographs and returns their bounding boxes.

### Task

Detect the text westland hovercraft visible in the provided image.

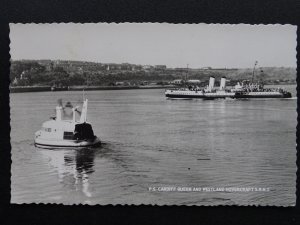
[34,99,101,149]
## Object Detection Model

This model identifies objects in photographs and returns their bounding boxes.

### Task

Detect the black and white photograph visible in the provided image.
[9,23,297,206]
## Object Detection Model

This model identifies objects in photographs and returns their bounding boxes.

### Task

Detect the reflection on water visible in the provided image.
[39,148,97,198]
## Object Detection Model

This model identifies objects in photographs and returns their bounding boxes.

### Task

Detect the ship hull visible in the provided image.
[233,92,292,99]
[165,89,205,99]
[234,95,287,99]
[34,136,101,149]
[165,91,292,99]
[166,92,235,99]
[203,93,235,99]
[165,94,205,99]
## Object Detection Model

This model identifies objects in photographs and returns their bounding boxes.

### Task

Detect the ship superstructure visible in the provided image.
[165,77,235,99]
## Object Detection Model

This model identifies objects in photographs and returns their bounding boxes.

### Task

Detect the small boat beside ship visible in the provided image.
[230,82,292,99]
[34,98,101,149]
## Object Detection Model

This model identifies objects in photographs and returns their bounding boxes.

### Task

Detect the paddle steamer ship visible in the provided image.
[165,62,292,99]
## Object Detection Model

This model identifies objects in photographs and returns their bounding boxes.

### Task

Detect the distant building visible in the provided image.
[140,81,149,85]
[171,79,183,85]
[201,67,212,70]
[154,65,167,70]
[12,77,19,85]
[174,68,188,72]
[142,65,153,70]
[115,81,124,86]
[187,79,201,84]
[20,71,28,80]
[115,81,130,86]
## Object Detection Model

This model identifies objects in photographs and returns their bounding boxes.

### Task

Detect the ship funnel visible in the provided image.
[55,106,63,121]
[208,77,215,91]
[72,108,76,122]
[219,77,226,90]
[79,99,88,123]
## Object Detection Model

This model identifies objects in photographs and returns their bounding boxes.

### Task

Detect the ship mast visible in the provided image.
[251,61,258,83]
[185,64,189,86]
[79,99,88,123]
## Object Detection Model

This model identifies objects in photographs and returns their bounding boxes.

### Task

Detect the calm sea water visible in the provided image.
[11,85,297,206]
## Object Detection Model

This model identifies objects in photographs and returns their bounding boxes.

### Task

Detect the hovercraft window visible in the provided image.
[63,132,74,140]
[43,127,51,132]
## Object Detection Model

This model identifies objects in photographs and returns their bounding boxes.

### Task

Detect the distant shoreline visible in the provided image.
[9,85,175,93]
[10,83,296,93]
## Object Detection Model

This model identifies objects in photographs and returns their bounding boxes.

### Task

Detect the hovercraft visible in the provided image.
[34,99,101,149]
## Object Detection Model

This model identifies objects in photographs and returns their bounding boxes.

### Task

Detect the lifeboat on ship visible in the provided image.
[34,99,101,149]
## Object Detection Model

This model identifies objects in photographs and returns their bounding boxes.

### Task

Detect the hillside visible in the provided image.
[10,60,296,87]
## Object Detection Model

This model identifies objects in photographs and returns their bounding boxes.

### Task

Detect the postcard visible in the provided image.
[10,23,297,206]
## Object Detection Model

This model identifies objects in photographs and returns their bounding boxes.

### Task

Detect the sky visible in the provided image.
[10,23,297,68]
